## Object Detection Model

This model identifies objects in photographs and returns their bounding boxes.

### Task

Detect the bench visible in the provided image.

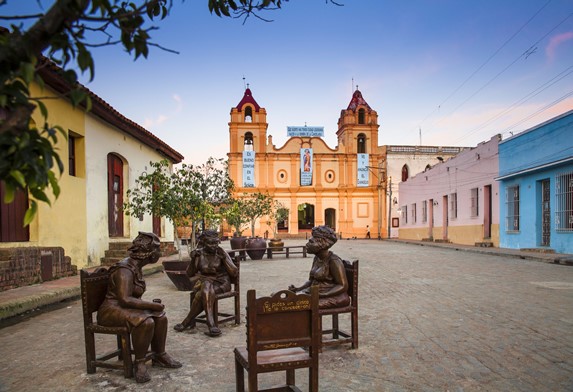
[227,245,307,260]
[267,245,307,259]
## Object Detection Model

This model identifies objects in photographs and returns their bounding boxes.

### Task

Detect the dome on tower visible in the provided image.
[347,89,372,112]
[236,88,261,112]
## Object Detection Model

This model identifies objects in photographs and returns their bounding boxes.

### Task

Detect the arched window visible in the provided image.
[357,133,366,153]
[244,106,253,122]
[358,108,365,124]
[244,132,253,151]
[401,164,409,182]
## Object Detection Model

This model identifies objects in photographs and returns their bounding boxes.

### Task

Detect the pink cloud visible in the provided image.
[546,32,573,63]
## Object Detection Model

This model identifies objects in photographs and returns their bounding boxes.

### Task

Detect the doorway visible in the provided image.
[541,179,550,246]
[325,208,336,230]
[107,153,124,237]
[298,203,315,231]
[484,185,492,239]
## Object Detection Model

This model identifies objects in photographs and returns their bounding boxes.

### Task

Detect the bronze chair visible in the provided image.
[319,259,359,349]
[234,286,320,392]
[190,256,241,327]
[80,268,140,378]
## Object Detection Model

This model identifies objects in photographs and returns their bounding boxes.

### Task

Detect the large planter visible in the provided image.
[245,237,267,260]
[268,238,284,252]
[230,235,247,250]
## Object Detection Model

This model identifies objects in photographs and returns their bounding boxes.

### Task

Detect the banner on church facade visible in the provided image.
[288,126,324,137]
[357,153,369,187]
[243,151,255,187]
[300,148,313,186]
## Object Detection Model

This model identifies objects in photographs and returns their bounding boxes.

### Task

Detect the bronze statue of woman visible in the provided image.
[288,225,350,309]
[97,232,182,383]
[174,230,238,337]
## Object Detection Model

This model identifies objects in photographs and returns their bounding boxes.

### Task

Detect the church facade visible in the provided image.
[227,88,466,239]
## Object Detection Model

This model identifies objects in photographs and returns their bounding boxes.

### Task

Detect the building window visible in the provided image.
[401,165,409,182]
[555,171,573,231]
[244,106,253,122]
[68,134,76,176]
[470,187,479,217]
[358,108,365,124]
[422,200,427,223]
[324,170,335,183]
[450,192,457,220]
[357,133,366,154]
[401,205,408,224]
[505,185,519,232]
[411,203,417,224]
[244,132,253,151]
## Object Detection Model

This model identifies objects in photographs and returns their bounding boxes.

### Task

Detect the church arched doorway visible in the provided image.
[297,203,315,231]
[325,208,336,230]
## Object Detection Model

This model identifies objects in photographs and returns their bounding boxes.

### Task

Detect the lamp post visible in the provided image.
[387,177,392,239]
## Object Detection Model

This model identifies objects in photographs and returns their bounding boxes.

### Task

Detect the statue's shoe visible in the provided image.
[152,352,182,368]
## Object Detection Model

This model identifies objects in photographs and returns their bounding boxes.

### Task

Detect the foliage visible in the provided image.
[123,157,233,252]
[240,192,273,238]
[267,200,289,238]
[0,0,340,225]
[222,199,249,236]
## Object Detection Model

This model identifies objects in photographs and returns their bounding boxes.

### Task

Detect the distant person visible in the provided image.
[366,225,371,239]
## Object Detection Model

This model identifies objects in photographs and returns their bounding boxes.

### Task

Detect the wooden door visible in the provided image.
[107,154,124,237]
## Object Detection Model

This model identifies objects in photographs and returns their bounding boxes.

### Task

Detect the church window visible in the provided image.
[358,108,365,124]
[244,132,253,151]
[401,164,409,182]
[244,106,253,122]
[357,133,366,153]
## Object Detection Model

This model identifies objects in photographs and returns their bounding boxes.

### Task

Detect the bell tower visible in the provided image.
[229,87,268,154]
[336,88,379,154]
[228,87,268,190]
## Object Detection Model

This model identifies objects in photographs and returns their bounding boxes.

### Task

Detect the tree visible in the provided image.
[267,200,289,239]
[123,157,233,254]
[240,192,273,238]
[222,199,249,237]
[1,0,345,224]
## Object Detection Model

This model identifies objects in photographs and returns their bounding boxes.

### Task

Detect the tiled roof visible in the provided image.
[37,58,184,163]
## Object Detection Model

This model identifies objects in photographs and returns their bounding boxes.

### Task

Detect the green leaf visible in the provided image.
[30,188,51,204]
[21,62,35,84]
[48,171,61,199]
[23,201,37,227]
[9,170,26,188]
[37,100,48,119]
[2,183,15,204]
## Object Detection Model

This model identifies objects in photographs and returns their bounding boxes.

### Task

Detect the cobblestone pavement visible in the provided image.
[0,240,572,391]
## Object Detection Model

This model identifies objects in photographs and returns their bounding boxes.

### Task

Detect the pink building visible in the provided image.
[398,135,501,246]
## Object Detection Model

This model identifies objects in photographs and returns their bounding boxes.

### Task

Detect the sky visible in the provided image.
[2,0,573,165]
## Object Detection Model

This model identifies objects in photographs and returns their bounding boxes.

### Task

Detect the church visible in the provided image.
[227,87,467,239]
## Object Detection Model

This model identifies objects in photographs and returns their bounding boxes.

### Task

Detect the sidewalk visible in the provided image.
[0,239,571,323]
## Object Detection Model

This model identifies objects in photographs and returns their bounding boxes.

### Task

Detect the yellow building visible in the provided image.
[227,88,467,239]
[0,60,182,290]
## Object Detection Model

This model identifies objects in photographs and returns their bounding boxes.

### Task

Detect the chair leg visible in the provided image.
[286,369,295,386]
[213,299,219,328]
[116,335,123,360]
[332,314,339,339]
[84,331,96,374]
[247,366,258,392]
[309,366,319,392]
[235,358,245,392]
[351,310,358,349]
[121,334,134,378]
[234,294,241,325]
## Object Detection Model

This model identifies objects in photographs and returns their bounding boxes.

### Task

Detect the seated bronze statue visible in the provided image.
[97,232,182,383]
[174,230,238,337]
[288,225,350,309]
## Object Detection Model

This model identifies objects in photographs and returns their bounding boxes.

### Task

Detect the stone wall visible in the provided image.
[0,247,77,291]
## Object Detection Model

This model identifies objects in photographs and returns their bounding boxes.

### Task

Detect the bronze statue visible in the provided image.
[97,232,182,383]
[174,230,238,337]
[288,225,350,309]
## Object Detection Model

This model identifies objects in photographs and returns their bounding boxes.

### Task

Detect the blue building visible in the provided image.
[497,110,573,254]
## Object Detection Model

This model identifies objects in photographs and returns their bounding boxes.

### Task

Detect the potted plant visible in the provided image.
[222,200,248,250]
[241,192,273,260]
[267,201,289,251]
